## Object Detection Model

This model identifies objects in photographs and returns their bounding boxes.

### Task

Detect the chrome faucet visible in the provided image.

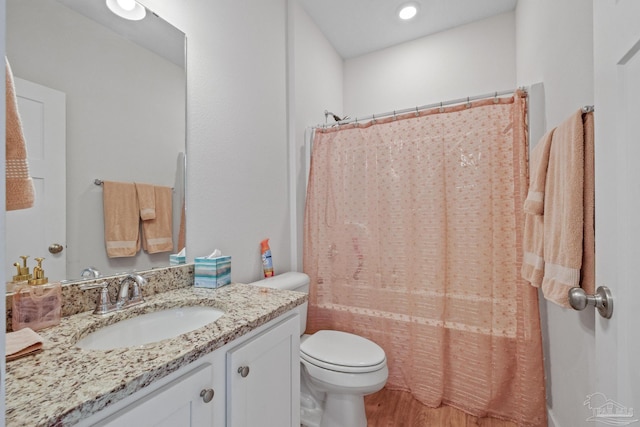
[80,273,148,315]
[117,273,148,309]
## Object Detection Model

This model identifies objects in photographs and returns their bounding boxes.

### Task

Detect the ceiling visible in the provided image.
[299,0,518,59]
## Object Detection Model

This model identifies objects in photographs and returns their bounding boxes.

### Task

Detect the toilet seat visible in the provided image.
[300,330,386,374]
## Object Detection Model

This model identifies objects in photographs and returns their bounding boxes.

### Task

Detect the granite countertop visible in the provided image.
[5,283,306,427]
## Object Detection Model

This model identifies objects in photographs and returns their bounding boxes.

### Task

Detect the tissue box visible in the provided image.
[170,254,186,265]
[194,256,231,288]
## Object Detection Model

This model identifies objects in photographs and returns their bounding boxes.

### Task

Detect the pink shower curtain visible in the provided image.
[303,91,546,426]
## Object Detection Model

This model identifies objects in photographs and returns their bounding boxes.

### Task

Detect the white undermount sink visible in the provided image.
[75,306,225,350]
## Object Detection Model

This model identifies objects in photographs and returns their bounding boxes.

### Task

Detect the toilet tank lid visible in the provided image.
[249,271,310,291]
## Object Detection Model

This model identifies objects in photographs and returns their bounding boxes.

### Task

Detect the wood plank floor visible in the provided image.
[364,388,517,427]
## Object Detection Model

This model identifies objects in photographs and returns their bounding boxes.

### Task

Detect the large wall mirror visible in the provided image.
[5,0,186,288]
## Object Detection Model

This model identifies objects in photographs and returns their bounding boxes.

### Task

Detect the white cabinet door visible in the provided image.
[94,364,214,427]
[226,314,300,427]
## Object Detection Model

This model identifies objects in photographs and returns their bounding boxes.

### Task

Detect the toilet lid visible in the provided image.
[300,330,386,372]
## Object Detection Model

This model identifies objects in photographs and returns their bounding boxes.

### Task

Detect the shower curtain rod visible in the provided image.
[316,88,524,129]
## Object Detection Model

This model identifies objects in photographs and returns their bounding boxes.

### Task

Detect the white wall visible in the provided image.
[7,0,185,279]
[516,1,595,426]
[344,12,516,118]
[141,0,291,283]
[291,1,343,270]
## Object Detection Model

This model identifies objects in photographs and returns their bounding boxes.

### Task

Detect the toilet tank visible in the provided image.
[249,272,309,334]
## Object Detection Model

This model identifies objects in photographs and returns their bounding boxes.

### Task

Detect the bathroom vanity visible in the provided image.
[5,279,305,427]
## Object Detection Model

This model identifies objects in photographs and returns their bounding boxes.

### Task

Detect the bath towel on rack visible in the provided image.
[141,186,173,254]
[522,109,595,307]
[103,181,140,257]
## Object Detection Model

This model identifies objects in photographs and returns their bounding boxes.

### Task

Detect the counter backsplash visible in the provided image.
[5,264,194,332]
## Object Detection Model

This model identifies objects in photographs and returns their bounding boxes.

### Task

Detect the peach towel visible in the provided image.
[103,181,140,257]
[521,129,554,285]
[6,327,43,361]
[524,129,555,215]
[135,182,156,220]
[522,110,595,307]
[5,57,35,211]
[141,186,173,253]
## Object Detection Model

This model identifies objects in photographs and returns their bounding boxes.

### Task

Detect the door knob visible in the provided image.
[568,286,613,319]
[237,366,250,378]
[200,388,214,403]
[48,243,64,254]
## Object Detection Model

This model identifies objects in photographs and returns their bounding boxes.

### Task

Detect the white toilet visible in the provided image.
[250,272,388,427]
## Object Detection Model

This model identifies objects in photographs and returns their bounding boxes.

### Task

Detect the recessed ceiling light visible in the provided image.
[398,3,419,21]
[106,0,147,21]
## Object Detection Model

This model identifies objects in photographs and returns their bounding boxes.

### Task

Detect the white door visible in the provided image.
[5,78,66,285]
[593,1,640,424]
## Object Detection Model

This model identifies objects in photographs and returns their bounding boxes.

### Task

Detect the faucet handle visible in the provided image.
[129,275,147,303]
[80,281,116,315]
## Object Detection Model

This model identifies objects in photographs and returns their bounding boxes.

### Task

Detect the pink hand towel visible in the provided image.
[103,181,140,257]
[5,57,35,211]
[6,327,43,361]
[141,186,174,254]
[135,182,156,220]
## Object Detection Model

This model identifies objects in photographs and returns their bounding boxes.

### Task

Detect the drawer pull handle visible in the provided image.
[237,366,250,378]
[200,388,214,403]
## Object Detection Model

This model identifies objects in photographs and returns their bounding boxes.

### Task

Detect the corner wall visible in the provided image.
[291,1,344,271]
[515,1,595,426]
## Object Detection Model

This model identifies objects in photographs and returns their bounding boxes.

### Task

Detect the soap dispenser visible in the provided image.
[28,257,49,285]
[6,255,32,293]
[12,257,62,331]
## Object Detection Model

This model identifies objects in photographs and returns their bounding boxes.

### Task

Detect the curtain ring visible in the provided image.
[439,102,444,113]
[393,110,397,120]
[372,113,376,124]
[415,106,419,117]
[493,91,499,104]
[466,97,471,108]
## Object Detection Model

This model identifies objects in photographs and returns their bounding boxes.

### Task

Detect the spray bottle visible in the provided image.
[261,239,274,278]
